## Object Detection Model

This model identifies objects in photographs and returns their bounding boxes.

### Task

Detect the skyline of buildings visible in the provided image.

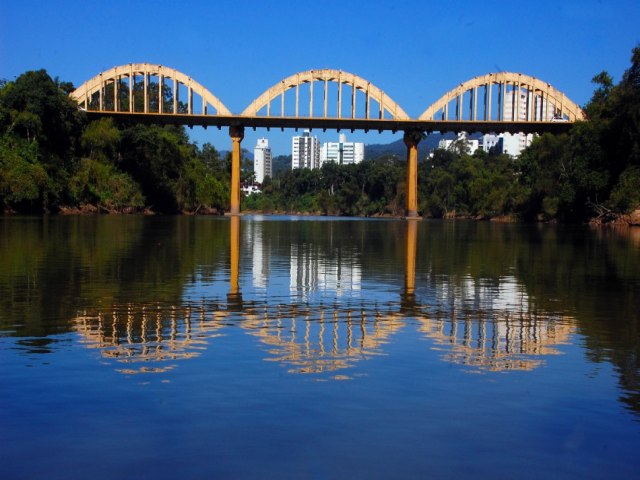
[253,137,272,184]
[255,109,554,182]
[254,131,366,180]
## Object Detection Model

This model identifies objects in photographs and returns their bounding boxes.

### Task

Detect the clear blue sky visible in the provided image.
[1,0,638,155]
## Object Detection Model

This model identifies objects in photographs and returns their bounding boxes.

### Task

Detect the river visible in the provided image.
[1,215,639,479]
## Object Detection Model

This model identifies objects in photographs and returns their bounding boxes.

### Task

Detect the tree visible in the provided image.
[0,69,85,211]
[81,118,120,161]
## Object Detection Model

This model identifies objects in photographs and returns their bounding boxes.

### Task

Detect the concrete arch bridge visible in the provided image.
[71,63,586,216]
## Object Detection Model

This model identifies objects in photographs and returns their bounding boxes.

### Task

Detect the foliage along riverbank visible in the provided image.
[1,46,639,222]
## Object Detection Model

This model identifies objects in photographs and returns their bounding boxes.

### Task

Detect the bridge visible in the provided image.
[71,63,586,216]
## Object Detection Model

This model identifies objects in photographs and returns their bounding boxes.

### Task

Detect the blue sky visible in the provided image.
[1,0,638,155]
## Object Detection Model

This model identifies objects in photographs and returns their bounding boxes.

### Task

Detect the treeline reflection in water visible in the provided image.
[0,215,638,413]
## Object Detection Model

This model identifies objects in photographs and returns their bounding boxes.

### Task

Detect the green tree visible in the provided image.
[81,118,121,161]
[0,69,85,211]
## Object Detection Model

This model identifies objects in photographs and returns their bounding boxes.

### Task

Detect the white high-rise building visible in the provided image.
[292,130,320,169]
[320,133,365,167]
[253,138,272,184]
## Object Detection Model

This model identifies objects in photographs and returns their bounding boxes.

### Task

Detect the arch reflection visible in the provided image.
[73,302,225,374]
[417,309,573,371]
[241,304,404,375]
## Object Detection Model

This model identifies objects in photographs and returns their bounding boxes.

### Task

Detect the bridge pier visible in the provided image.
[229,126,245,215]
[403,130,422,218]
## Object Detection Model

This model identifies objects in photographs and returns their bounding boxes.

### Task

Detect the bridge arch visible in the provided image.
[241,69,410,120]
[70,63,232,116]
[419,72,586,122]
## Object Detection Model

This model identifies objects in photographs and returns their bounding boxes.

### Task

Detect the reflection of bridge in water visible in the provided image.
[418,310,573,371]
[74,303,225,374]
[72,218,575,376]
[240,304,404,375]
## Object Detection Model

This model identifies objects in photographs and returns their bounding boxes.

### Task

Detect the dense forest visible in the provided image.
[1,46,639,221]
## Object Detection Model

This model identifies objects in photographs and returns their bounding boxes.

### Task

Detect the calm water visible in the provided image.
[1,215,639,479]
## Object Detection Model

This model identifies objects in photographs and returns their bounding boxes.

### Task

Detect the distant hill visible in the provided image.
[220,148,254,161]
[272,154,292,175]
[364,133,456,160]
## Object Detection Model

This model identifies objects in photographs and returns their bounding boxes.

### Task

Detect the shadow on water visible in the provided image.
[0,215,639,414]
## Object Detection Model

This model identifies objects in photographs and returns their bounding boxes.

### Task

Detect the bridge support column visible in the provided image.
[403,130,422,218]
[229,125,245,215]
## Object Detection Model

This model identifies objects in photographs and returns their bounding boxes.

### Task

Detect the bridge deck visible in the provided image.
[85,111,575,135]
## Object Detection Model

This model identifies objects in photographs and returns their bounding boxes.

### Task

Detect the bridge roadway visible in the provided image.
[83,111,574,136]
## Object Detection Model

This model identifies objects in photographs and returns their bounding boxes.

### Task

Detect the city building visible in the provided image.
[481,134,500,153]
[320,133,365,167]
[253,137,272,184]
[292,130,320,170]
[438,132,480,154]
[497,89,556,156]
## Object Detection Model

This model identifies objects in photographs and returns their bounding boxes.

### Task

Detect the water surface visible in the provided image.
[1,215,639,479]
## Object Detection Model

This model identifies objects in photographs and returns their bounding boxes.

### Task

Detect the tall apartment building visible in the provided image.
[253,138,272,184]
[292,130,320,170]
[320,133,365,167]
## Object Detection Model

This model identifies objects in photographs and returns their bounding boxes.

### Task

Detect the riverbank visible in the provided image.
[26,204,638,227]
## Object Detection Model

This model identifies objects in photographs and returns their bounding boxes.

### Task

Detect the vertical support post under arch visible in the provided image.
[173,78,178,114]
[483,85,488,120]
[129,69,134,112]
[114,77,118,112]
[365,85,370,119]
[351,84,356,118]
[159,75,164,114]
[144,73,149,113]
[229,126,245,216]
[99,77,104,111]
[473,87,478,121]
[487,82,493,120]
[323,79,328,118]
[403,130,421,218]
